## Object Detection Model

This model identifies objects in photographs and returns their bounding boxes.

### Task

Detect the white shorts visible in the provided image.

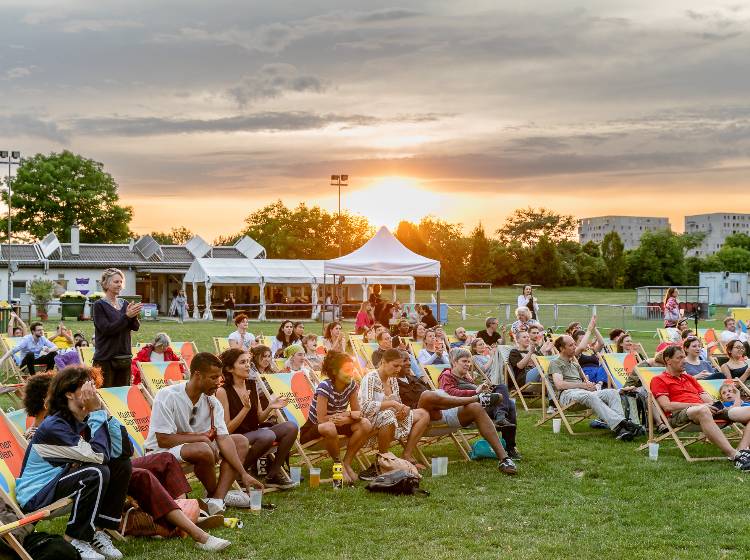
[148,441,218,461]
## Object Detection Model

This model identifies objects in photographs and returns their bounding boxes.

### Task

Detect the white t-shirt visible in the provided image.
[720,329,748,345]
[145,383,229,452]
[150,350,165,363]
[228,330,255,351]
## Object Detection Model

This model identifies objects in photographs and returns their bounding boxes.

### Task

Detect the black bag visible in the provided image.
[24,532,81,560]
[365,470,428,496]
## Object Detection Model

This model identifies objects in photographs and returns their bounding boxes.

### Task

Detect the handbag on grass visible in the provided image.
[376,452,421,478]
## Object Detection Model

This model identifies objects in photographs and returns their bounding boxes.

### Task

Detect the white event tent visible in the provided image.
[322,225,441,321]
[183,252,416,320]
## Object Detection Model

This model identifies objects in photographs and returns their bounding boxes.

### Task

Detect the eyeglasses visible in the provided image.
[189,405,198,426]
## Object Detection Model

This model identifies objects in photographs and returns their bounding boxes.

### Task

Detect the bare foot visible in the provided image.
[343,464,358,484]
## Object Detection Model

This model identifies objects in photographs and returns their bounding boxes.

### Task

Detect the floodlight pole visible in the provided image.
[330,174,349,256]
[0,151,20,302]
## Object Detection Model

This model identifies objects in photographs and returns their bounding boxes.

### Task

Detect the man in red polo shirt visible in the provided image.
[651,345,750,470]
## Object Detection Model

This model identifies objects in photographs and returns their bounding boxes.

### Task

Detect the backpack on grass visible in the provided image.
[365,470,428,496]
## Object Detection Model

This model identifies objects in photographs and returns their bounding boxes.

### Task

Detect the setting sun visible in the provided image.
[344,177,443,229]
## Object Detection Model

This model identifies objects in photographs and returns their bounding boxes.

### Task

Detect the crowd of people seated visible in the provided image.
[8,279,750,559]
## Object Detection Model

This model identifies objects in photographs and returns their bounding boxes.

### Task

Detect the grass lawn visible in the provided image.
[21,288,740,559]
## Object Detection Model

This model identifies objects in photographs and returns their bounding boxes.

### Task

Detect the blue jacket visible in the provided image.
[16,409,131,511]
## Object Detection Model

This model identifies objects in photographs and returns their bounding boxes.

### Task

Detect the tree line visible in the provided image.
[4,151,750,290]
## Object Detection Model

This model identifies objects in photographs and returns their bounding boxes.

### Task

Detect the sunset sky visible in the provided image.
[1,1,749,241]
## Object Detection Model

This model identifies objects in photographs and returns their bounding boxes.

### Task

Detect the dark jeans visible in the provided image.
[489,383,517,449]
[21,351,56,373]
[242,422,298,476]
[51,458,132,541]
[94,359,131,387]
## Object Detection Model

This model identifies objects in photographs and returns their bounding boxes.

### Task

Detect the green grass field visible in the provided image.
[24,288,742,559]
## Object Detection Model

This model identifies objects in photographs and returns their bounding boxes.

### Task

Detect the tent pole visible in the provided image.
[436,275,441,324]
[322,276,326,334]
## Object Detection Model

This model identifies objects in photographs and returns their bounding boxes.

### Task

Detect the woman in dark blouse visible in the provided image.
[92,268,141,387]
[216,348,298,489]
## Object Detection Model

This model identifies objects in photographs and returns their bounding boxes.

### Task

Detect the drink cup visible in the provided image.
[648,442,659,461]
[439,456,448,476]
[309,467,321,488]
[552,418,561,434]
[431,458,440,477]
[249,490,262,514]
[290,466,302,486]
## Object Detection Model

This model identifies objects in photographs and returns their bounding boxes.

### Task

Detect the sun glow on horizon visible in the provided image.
[344,176,442,230]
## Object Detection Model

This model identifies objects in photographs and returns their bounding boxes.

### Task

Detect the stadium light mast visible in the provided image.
[0,151,21,302]
[330,174,349,256]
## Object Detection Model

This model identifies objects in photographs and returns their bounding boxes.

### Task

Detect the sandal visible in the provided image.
[197,511,224,530]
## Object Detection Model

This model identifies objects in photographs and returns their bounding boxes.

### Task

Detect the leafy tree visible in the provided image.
[531,235,563,287]
[601,231,625,289]
[150,227,194,245]
[678,231,708,254]
[496,207,576,246]
[723,233,750,252]
[395,221,428,256]
[229,200,373,259]
[705,247,750,272]
[582,241,600,258]
[466,223,494,283]
[1,150,132,242]
[624,230,686,287]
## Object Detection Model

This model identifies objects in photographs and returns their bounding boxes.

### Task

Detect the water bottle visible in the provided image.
[257,456,269,477]
[332,462,344,490]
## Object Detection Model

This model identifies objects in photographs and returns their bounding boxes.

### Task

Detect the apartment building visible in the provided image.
[578,216,670,250]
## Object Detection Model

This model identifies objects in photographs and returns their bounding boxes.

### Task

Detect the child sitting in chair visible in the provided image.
[720,383,750,409]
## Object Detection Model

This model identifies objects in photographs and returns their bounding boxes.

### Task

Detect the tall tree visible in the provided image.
[1,151,133,242]
[601,231,625,289]
[496,207,576,246]
[149,226,194,245]
[466,223,493,283]
[624,230,686,287]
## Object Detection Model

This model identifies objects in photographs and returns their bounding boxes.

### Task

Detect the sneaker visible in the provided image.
[70,539,105,560]
[265,470,296,490]
[615,427,634,442]
[589,419,609,430]
[201,497,226,515]
[91,531,123,560]
[196,535,232,552]
[734,453,750,471]
[494,417,515,429]
[498,457,517,475]
[507,446,522,460]
[224,489,252,508]
[358,463,378,481]
[478,392,502,408]
[546,406,556,415]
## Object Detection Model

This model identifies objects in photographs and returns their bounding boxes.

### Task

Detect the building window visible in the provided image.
[11,281,26,301]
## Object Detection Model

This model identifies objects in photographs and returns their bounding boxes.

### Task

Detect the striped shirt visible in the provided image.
[307,379,356,425]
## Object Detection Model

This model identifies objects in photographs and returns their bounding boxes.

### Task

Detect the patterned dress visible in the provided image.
[358,370,413,446]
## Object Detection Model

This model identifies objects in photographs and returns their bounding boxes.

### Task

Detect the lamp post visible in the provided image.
[330,174,348,256]
[0,151,21,302]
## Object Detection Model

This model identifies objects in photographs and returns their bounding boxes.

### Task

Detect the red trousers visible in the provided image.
[130,453,192,521]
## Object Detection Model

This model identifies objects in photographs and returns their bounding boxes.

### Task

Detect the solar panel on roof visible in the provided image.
[133,235,162,260]
[38,233,61,259]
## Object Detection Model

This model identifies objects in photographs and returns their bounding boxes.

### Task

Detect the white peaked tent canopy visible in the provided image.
[323,226,441,319]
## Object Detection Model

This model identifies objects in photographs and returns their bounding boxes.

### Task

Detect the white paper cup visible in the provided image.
[249,489,262,513]
[290,466,302,486]
[648,442,659,461]
[552,418,561,434]
[439,456,448,476]
[431,458,441,477]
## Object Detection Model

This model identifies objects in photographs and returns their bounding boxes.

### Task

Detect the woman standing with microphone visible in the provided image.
[93,268,142,387]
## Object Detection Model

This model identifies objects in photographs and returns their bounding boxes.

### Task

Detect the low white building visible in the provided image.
[578,216,670,250]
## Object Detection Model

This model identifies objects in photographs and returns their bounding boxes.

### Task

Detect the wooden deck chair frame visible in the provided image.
[498,345,544,411]
[533,355,597,435]
[212,337,230,354]
[256,372,369,471]
[0,336,29,385]
[0,410,72,560]
[635,367,742,462]
[137,361,187,399]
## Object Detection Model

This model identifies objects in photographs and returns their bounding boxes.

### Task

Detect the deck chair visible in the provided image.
[601,353,641,388]
[212,337,230,354]
[78,345,96,367]
[699,329,726,357]
[657,328,678,343]
[171,341,198,367]
[635,367,741,462]
[5,410,31,437]
[137,361,186,399]
[97,385,153,457]
[257,371,365,470]
[534,355,597,435]
[0,410,71,560]
[0,337,27,384]
[499,345,544,411]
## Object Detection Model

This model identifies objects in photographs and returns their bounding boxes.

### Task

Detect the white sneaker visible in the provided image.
[202,497,226,516]
[196,535,232,552]
[224,489,252,508]
[91,531,123,560]
[70,538,106,560]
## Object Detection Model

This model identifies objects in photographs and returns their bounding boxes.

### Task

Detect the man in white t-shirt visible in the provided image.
[720,317,749,346]
[227,313,256,351]
[145,352,262,514]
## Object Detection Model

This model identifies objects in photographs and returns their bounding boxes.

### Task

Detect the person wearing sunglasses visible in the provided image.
[145,352,263,516]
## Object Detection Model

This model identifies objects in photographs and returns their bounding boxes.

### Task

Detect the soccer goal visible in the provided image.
[463,282,492,298]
